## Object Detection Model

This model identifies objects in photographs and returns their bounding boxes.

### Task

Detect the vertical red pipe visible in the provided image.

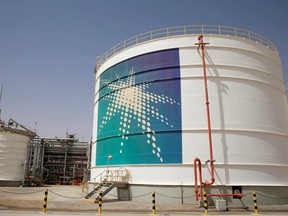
[194,36,245,199]
[194,158,203,201]
[198,35,215,187]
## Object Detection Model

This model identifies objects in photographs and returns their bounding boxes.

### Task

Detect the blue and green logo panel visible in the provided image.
[96,49,182,165]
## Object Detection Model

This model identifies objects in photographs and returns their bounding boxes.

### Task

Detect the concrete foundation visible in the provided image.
[215,199,226,211]
[106,184,288,206]
[0,181,22,187]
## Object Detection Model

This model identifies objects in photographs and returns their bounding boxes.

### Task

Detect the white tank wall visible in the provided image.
[92,35,288,186]
[0,132,29,182]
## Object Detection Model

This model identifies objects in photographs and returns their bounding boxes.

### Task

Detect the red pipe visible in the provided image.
[194,157,203,201]
[193,35,215,200]
[198,193,244,198]
[199,34,215,187]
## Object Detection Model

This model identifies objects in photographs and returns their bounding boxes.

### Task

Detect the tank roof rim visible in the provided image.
[95,25,279,72]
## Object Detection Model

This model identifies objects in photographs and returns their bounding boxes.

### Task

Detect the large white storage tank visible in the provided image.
[0,131,29,186]
[92,25,288,204]
[0,132,29,186]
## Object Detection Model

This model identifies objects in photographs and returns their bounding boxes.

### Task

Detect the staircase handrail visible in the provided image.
[89,167,129,184]
[84,168,130,193]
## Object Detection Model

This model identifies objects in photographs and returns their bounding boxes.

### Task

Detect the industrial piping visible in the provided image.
[198,35,215,187]
[194,35,243,201]
[194,35,215,201]
[193,157,203,200]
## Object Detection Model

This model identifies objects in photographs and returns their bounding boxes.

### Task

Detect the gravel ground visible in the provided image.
[1,185,288,215]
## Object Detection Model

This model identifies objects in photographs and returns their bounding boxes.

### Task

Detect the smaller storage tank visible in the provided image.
[0,119,34,186]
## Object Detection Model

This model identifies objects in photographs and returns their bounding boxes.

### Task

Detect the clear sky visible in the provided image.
[0,0,287,141]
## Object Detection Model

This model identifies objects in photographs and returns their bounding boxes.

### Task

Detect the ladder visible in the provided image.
[85,168,130,199]
[85,182,115,199]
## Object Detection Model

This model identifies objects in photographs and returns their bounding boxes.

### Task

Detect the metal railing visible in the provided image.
[83,168,130,193]
[90,168,129,184]
[96,25,278,70]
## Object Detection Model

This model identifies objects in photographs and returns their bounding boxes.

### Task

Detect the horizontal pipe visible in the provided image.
[199,193,244,197]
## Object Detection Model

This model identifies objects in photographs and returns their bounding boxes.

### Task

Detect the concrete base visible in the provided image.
[105,184,288,206]
[0,181,22,187]
[215,199,226,211]
[117,186,131,201]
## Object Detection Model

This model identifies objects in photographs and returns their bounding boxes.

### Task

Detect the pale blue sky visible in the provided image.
[0,0,287,141]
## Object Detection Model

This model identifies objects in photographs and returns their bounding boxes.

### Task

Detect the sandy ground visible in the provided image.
[0,186,90,211]
[0,185,288,215]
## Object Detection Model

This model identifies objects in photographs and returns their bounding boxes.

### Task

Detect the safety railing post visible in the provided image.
[204,191,208,214]
[253,191,259,214]
[98,189,103,215]
[42,188,48,213]
[152,191,156,215]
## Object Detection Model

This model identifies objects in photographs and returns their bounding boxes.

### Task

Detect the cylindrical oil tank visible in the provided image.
[0,132,29,186]
[92,25,288,187]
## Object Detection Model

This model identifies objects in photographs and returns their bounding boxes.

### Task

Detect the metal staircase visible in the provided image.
[85,168,130,200]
